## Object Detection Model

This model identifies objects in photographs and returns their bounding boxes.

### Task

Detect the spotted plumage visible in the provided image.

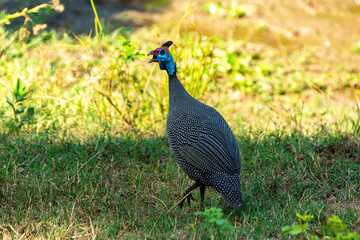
[148,41,242,209]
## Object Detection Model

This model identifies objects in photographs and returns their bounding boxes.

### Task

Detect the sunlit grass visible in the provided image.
[1,26,359,134]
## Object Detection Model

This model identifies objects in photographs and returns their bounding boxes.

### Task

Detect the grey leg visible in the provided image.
[200,184,206,211]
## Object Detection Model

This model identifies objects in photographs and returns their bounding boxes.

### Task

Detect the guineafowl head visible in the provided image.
[148,41,176,75]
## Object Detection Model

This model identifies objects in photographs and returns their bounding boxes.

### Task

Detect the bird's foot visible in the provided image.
[199,203,204,212]
[178,193,195,208]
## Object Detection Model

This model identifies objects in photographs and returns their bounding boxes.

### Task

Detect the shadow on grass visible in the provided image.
[0,0,171,34]
[0,131,359,238]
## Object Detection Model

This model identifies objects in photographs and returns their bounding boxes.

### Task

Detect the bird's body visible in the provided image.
[148,41,242,209]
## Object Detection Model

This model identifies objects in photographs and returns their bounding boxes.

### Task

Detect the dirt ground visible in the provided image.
[146,0,360,72]
[2,0,360,71]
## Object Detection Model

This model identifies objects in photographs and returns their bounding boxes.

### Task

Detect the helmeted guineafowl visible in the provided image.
[148,41,242,210]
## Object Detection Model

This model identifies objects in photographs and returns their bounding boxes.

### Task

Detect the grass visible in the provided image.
[0,1,360,238]
[1,131,359,238]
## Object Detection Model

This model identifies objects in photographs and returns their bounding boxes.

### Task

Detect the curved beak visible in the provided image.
[148,50,158,63]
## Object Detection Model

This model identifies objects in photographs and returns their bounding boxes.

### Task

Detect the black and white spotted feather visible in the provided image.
[166,74,242,208]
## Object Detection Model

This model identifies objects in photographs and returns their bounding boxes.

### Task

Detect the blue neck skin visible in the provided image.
[158,53,176,76]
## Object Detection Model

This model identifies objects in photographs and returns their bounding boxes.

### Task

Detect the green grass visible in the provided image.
[0,131,359,238]
[0,2,360,238]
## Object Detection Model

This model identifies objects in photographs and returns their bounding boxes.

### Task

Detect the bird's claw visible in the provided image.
[178,193,195,208]
[187,193,195,205]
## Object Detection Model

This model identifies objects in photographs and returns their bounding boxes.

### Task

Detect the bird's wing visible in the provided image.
[207,107,242,172]
[167,111,240,175]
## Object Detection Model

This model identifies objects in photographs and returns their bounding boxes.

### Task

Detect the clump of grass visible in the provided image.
[3,78,35,133]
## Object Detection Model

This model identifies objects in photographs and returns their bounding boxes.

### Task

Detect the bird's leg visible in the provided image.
[199,184,206,211]
[178,181,201,208]
[187,193,195,206]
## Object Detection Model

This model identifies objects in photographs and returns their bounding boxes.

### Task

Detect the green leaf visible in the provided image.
[309,235,320,240]
[227,53,237,66]
[208,218,216,223]
[296,213,313,223]
[215,219,227,225]
[282,225,292,232]
[302,222,308,230]
[328,215,342,225]
[5,96,14,107]
[20,90,30,98]
[16,78,21,94]
[203,209,211,217]
[347,232,358,238]
[15,95,26,102]
[26,107,35,116]
[290,225,303,235]
[204,2,219,15]
[15,106,26,114]
[296,213,305,220]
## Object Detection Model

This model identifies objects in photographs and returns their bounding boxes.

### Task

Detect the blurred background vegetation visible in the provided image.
[0,0,360,135]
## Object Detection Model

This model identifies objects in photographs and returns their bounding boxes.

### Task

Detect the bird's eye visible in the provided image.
[159,49,166,55]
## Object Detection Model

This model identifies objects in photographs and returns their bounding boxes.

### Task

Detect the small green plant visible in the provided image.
[355,41,360,54]
[204,2,222,16]
[322,215,360,240]
[4,78,35,133]
[204,2,255,18]
[195,207,233,237]
[228,3,246,18]
[282,214,314,237]
[282,213,360,240]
